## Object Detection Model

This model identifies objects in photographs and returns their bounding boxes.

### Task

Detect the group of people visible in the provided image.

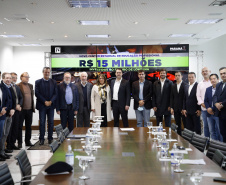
[0,66,226,161]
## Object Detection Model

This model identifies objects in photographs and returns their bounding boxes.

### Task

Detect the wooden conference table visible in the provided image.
[31,127,226,185]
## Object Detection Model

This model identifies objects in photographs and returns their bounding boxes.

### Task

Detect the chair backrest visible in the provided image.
[182,128,194,142]
[50,140,59,153]
[58,132,65,143]
[212,149,226,168]
[14,149,32,182]
[62,127,70,138]
[206,140,226,160]
[54,124,63,137]
[0,163,14,185]
[190,133,209,152]
[171,123,178,132]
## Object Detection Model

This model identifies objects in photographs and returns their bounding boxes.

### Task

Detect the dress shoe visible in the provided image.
[0,157,6,161]
[0,154,10,159]
[5,149,13,153]
[4,153,12,157]
[48,140,53,144]
[25,142,34,146]
[39,140,44,145]
[12,145,20,150]
[18,143,22,148]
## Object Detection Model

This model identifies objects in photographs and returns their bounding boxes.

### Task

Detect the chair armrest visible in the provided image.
[31,163,45,167]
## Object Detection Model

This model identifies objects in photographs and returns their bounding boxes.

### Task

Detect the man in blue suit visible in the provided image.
[35,67,57,145]
[213,67,226,142]
[204,74,222,141]
[56,72,79,132]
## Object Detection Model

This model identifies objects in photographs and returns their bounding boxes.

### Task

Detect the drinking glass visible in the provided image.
[79,159,89,180]
[161,141,169,158]
[174,153,184,173]
[190,170,203,185]
[147,122,153,133]
[153,128,157,140]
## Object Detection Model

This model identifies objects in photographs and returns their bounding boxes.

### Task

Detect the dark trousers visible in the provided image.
[7,110,20,148]
[101,103,107,127]
[77,107,90,127]
[112,100,129,127]
[18,109,33,144]
[186,113,201,134]
[219,116,226,142]
[39,107,54,141]
[174,110,186,135]
[156,114,171,127]
[60,105,75,132]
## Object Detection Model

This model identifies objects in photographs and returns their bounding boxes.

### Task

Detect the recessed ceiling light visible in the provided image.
[85,34,110,38]
[133,21,138,24]
[187,19,223,24]
[64,35,68,38]
[91,43,109,45]
[67,0,110,8]
[78,20,109,25]
[51,21,55,24]
[0,22,3,25]
[20,43,42,46]
[169,34,195,38]
[0,35,24,38]
[4,18,10,21]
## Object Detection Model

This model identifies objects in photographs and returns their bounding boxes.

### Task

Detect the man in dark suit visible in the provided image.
[35,67,57,145]
[183,72,201,134]
[213,67,226,142]
[111,68,130,127]
[56,72,79,132]
[153,69,173,127]
[170,71,187,135]
[76,72,93,127]
[17,72,35,148]
[6,72,23,150]
[132,70,152,127]
[204,73,222,141]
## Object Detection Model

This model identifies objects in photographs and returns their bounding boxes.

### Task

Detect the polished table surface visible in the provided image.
[30,128,226,185]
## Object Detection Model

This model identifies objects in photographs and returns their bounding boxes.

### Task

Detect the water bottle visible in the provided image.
[161,136,169,158]
[171,143,178,166]
[159,122,163,132]
[66,145,74,166]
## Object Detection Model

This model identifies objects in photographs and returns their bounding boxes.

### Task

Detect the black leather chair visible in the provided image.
[190,133,209,152]
[14,150,45,184]
[206,140,226,160]
[212,149,226,169]
[62,127,70,138]
[50,140,59,153]
[171,123,178,132]
[54,124,63,137]
[181,128,194,142]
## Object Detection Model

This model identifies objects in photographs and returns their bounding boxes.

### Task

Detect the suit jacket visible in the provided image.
[0,83,10,120]
[35,78,57,110]
[11,84,23,107]
[17,82,35,112]
[111,78,130,108]
[75,82,93,114]
[213,82,226,118]
[132,80,152,110]
[170,81,187,112]
[56,82,79,111]
[204,86,215,117]
[183,82,201,114]
[152,78,173,116]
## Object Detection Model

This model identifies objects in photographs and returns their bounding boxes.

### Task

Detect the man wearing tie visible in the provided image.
[35,67,57,145]
[183,72,201,134]
[170,71,187,135]
[213,67,226,142]
[56,72,79,132]
[111,68,130,127]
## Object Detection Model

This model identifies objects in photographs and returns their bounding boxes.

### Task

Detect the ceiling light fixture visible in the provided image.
[0,22,3,25]
[85,34,110,38]
[20,43,42,46]
[187,19,223,24]
[169,34,195,38]
[0,35,24,38]
[67,0,110,8]
[64,35,68,38]
[78,20,109,25]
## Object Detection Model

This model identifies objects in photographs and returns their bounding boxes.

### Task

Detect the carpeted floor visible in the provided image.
[27,140,52,150]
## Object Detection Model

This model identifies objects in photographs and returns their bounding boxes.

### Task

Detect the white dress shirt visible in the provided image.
[0,88,2,107]
[177,81,182,93]
[188,82,195,96]
[113,78,122,100]
[160,78,166,93]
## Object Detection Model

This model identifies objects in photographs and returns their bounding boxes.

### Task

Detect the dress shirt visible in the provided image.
[0,88,2,107]
[188,82,195,96]
[222,82,226,90]
[177,81,182,93]
[65,83,73,105]
[81,81,87,87]
[212,86,216,107]
[139,80,145,100]
[160,78,166,93]
[113,78,122,100]
[196,80,211,111]
[12,84,18,105]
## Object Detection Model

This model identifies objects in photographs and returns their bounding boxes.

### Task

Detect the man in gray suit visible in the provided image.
[76,72,93,127]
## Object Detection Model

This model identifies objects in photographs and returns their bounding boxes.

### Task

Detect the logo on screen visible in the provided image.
[170,46,186,51]
[55,47,61,53]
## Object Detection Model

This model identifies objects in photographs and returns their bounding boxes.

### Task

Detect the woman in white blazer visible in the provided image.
[91,74,112,127]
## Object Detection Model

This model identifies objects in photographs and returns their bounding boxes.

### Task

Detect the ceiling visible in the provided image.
[0,0,226,46]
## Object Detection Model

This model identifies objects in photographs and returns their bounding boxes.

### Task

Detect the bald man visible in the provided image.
[196,67,211,137]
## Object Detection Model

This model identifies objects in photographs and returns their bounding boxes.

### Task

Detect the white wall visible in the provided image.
[0,42,13,72]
